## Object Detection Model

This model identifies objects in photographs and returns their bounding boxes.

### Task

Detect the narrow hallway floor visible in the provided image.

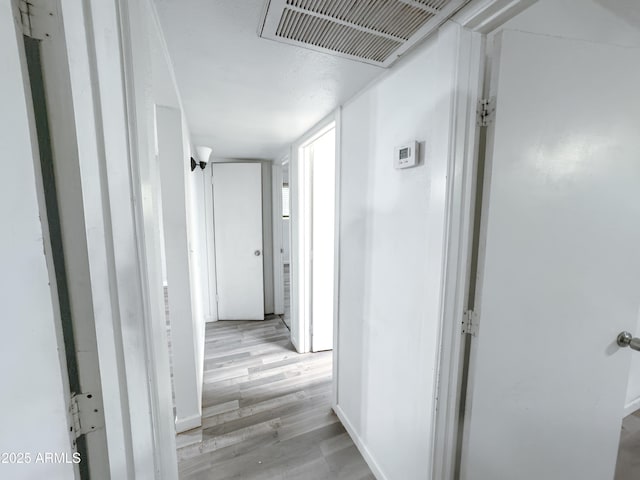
[616,409,640,479]
[176,318,373,480]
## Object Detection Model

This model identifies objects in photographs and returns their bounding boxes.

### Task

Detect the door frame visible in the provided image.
[11,2,106,477]
[290,112,340,355]
[430,1,538,479]
[211,161,266,320]
[272,158,287,316]
[10,0,179,477]
[204,164,219,322]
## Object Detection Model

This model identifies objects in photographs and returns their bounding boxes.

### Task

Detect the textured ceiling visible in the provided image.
[153,0,383,160]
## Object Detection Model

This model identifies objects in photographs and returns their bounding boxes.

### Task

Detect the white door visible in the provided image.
[213,163,265,320]
[310,128,336,352]
[461,30,640,480]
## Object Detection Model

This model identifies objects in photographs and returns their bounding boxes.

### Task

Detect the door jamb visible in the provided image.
[204,162,219,321]
[430,1,537,479]
[272,159,286,316]
[290,112,338,354]
[332,107,342,408]
[116,0,182,476]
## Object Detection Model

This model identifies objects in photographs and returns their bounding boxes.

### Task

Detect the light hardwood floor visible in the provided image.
[616,410,640,479]
[176,318,374,480]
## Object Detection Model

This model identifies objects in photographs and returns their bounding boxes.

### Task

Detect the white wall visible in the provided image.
[495,0,640,419]
[142,0,209,432]
[188,167,210,324]
[335,29,461,479]
[119,0,184,475]
[333,5,640,478]
[283,218,291,261]
[185,143,207,423]
[0,5,75,478]
[157,106,202,431]
[498,0,640,48]
[124,0,208,450]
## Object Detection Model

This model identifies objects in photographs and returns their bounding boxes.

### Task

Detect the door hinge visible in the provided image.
[69,393,103,440]
[462,310,479,336]
[18,0,55,40]
[477,98,496,127]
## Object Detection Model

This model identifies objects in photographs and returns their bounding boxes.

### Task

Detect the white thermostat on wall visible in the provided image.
[394,141,419,169]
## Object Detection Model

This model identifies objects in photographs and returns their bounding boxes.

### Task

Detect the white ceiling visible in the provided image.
[153,0,383,160]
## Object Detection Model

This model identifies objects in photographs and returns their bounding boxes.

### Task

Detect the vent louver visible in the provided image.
[259,0,470,67]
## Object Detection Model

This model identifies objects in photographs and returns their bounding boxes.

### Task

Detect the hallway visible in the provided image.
[176,318,373,479]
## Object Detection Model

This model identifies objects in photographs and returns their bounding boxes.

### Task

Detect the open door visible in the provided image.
[212,163,265,320]
[460,30,640,480]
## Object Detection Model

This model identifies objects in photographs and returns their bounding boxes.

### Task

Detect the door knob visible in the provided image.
[254,250,261,256]
[617,332,640,351]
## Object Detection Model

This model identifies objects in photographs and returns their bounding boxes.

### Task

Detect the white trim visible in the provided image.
[299,120,336,148]
[331,107,342,408]
[334,406,388,480]
[117,0,181,477]
[299,114,337,353]
[429,22,485,480]
[452,0,538,32]
[42,0,156,477]
[430,2,538,480]
[272,163,285,315]
[289,142,302,351]
[204,165,218,322]
[290,112,338,353]
[625,397,640,417]
[299,139,312,352]
[175,413,202,433]
[146,0,186,114]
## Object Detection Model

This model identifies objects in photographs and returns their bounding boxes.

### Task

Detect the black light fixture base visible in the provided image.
[190,157,197,172]
[199,161,207,170]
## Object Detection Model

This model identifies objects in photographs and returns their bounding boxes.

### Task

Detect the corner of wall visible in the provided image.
[333,405,388,480]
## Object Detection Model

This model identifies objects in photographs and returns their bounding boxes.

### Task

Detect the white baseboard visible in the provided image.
[624,396,640,417]
[333,404,388,480]
[175,413,201,433]
[291,333,302,353]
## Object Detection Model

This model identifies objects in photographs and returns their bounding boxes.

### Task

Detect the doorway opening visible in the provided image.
[297,121,337,353]
[281,161,292,329]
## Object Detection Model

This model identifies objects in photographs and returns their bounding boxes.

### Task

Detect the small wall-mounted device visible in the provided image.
[394,141,419,169]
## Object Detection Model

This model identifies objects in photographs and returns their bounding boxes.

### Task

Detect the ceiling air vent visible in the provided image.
[259,0,470,67]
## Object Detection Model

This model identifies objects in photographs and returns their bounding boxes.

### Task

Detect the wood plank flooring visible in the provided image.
[616,410,640,479]
[176,318,373,480]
